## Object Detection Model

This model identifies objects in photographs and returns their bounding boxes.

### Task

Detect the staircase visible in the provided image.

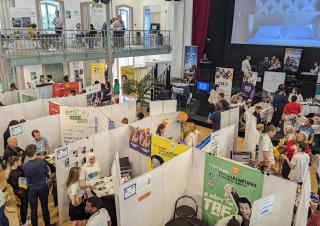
[144,64,171,102]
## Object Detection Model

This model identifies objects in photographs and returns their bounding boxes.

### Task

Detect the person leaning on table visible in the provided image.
[258,125,277,173]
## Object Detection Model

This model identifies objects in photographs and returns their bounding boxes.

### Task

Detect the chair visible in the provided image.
[173,195,198,219]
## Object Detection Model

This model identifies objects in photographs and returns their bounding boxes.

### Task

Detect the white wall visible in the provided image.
[22,64,43,88]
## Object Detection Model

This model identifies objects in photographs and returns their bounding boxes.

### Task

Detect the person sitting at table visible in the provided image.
[253,105,263,125]
[30,129,52,156]
[283,95,301,116]
[298,118,315,145]
[310,61,320,74]
[288,87,303,103]
[4,137,25,166]
[207,100,229,132]
[85,196,112,226]
[7,156,30,226]
[156,124,166,137]
[80,152,101,186]
[184,123,200,147]
[208,84,219,105]
[66,166,87,226]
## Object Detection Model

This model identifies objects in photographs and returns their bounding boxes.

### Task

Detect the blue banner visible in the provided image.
[184,46,198,78]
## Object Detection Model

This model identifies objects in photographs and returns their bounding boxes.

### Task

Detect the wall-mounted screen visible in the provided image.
[231,0,320,48]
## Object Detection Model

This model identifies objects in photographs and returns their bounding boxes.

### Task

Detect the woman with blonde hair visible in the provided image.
[66,166,86,226]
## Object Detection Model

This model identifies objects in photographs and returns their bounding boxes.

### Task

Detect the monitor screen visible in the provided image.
[197,81,210,92]
[231,0,320,48]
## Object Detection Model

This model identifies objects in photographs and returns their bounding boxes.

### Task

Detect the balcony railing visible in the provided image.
[0,29,171,57]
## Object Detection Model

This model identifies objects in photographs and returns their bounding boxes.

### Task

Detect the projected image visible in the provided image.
[231,0,320,47]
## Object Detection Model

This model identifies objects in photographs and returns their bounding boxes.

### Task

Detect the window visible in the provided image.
[118,7,130,30]
[40,0,60,30]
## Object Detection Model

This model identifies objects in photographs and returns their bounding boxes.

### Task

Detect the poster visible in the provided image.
[52,82,79,97]
[184,46,198,79]
[70,61,84,90]
[241,71,257,101]
[148,135,190,170]
[90,5,105,32]
[283,48,303,73]
[121,66,136,80]
[49,101,60,115]
[10,7,31,28]
[202,155,264,225]
[90,63,105,85]
[60,106,97,145]
[262,71,286,93]
[215,67,234,102]
[129,126,151,157]
[211,132,219,155]
[86,84,103,107]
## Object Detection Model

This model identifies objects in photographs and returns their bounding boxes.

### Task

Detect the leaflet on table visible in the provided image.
[202,155,264,225]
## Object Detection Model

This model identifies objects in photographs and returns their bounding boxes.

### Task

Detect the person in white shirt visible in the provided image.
[310,61,319,74]
[85,196,112,226]
[66,166,86,226]
[258,125,277,173]
[281,141,310,185]
[208,84,220,105]
[52,10,64,35]
[288,87,303,102]
[241,56,251,74]
[46,75,55,84]
[184,123,200,147]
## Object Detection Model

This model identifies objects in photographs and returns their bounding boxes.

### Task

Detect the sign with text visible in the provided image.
[214,67,233,102]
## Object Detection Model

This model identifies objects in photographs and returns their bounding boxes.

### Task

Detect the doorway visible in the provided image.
[43,63,64,83]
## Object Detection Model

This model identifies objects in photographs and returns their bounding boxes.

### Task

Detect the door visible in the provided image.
[43,63,64,83]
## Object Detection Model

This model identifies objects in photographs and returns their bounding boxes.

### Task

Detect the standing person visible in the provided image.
[288,87,303,102]
[241,56,252,74]
[86,24,97,48]
[52,10,63,35]
[258,57,269,77]
[3,120,19,149]
[310,61,320,74]
[253,105,263,125]
[63,75,70,83]
[22,144,51,226]
[46,75,55,84]
[38,75,46,85]
[4,136,25,165]
[10,83,18,91]
[258,125,277,173]
[85,196,112,226]
[30,130,52,156]
[273,87,287,127]
[283,95,301,116]
[66,167,87,226]
[208,84,220,106]
[7,156,30,226]
[113,79,120,95]
[281,141,310,185]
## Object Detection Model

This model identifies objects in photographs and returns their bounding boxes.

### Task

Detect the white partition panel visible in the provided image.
[245,111,259,159]
[220,110,230,129]
[163,100,177,113]
[229,107,240,151]
[9,114,61,151]
[0,90,19,105]
[111,102,136,124]
[295,172,311,226]
[217,124,236,158]
[149,101,163,116]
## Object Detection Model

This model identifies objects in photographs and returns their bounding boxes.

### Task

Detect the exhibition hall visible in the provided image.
[0,0,319,226]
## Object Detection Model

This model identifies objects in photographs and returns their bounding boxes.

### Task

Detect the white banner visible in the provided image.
[10,7,32,28]
[69,61,85,90]
[214,67,233,102]
[263,71,286,93]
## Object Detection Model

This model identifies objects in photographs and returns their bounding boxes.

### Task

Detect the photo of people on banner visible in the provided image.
[215,67,233,102]
[184,46,198,79]
[283,48,303,73]
[202,155,264,226]
[148,135,190,171]
[86,84,103,107]
[129,126,152,156]
[240,71,257,101]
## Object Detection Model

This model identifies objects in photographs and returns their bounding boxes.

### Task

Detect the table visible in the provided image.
[165,218,209,226]
[301,102,320,116]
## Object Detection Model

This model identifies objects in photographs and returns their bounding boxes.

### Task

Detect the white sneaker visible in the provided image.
[21,220,31,226]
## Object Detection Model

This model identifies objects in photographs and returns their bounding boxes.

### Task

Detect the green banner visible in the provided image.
[202,155,264,225]
[18,93,37,103]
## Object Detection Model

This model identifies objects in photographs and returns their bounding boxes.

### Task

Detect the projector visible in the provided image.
[92,0,111,4]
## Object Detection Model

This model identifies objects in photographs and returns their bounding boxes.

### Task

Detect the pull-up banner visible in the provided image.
[202,155,264,225]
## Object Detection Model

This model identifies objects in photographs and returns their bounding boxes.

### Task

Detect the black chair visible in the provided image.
[173,195,198,219]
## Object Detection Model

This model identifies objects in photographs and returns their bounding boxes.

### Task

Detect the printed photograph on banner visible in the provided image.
[184,46,198,79]
[70,61,84,90]
[283,48,302,73]
[86,84,103,107]
[148,135,190,171]
[202,155,264,226]
[241,71,257,101]
[10,7,32,28]
[215,67,234,102]
[211,132,219,155]
[90,63,106,84]
[129,126,151,156]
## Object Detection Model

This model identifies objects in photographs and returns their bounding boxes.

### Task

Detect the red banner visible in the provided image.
[52,82,79,97]
[49,101,60,115]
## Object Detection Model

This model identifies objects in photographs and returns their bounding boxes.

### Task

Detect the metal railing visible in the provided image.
[0,29,171,57]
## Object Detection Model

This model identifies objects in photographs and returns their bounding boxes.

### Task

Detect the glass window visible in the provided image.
[40,0,60,30]
[118,7,130,30]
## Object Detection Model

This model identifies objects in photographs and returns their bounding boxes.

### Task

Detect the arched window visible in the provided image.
[40,0,60,30]
[118,6,131,30]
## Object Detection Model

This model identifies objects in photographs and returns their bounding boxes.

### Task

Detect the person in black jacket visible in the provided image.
[4,137,25,165]
[7,156,29,226]
[253,105,263,125]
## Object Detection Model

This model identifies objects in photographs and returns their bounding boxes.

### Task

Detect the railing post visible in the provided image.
[166,65,171,88]
[154,63,158,81]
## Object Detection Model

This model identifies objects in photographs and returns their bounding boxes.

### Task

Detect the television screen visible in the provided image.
[231,0,320,48]
[197,81,210,92]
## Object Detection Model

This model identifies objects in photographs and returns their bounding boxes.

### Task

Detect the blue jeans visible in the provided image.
[0,205,9,226]
[28,184,50,226]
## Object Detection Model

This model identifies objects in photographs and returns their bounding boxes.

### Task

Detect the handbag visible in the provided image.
[18,177,28,190]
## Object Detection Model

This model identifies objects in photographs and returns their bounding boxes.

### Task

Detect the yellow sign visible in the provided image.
[121,66,135,80]
[90,63,105,84]
[148,135,190,171]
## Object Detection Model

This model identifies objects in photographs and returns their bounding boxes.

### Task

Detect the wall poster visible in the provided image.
[214,67,234,102]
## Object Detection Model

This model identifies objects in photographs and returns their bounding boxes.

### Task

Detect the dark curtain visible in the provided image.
[192,0,212,79]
